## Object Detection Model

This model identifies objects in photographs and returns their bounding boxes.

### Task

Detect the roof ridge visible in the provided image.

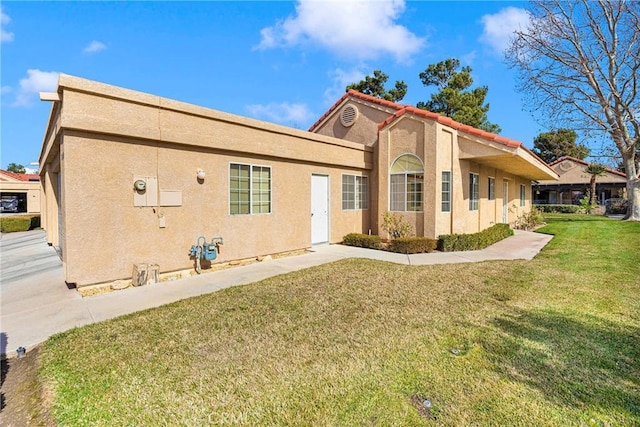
[308,90,557,176]
[0,169,40,181]
[550,156,627,177]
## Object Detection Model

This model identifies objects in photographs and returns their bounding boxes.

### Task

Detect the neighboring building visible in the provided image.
[0,169,41,213]
[38,75,557,288]
[533,156,627,205]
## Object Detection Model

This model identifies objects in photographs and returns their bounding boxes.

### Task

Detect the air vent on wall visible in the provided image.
[559,160,575,172]
[340,104,358,127]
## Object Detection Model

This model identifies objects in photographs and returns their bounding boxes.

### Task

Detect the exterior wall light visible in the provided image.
[197,169,206,180]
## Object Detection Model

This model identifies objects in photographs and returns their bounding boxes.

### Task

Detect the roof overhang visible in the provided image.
[458,134,559,181]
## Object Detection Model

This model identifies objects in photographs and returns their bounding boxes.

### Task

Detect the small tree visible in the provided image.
[579,192,595,214]
[585,163,607,206]
[381,211,413,239]
[7,163,26,174]
[347,70,407,102]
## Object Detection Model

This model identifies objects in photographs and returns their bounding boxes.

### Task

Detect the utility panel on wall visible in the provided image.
[133,176,158,207]
[159,190,182,206]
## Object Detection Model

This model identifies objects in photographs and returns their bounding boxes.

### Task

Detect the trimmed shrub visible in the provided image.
[535,204,580,213]
[342,233,382,249]
[0,214,41,233]
[388,237,438,254]
[438,223,513,252]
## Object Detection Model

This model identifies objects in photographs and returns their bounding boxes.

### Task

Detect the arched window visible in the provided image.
[390,154,424,211]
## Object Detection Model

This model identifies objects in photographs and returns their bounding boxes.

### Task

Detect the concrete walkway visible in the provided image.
[1,229,553,358]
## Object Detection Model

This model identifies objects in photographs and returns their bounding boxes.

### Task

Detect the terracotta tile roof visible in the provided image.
[0,169,40,182]
[548,156,627,178]
[309,90,551,171]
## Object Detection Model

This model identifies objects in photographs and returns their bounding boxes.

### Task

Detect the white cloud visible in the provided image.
[479,7,530,54]
[245,102,314,128]
[1,85,12,95]
[13,69,59,107]
[83,40,107,54]
[1,8,15,43]
[460,50,477,66]
[323,66,367,104]
[255,0,425,63]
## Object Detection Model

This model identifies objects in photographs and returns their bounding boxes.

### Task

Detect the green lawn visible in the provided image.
[40,215,640,425]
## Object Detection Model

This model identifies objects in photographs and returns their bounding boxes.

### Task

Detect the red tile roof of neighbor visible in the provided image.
[548,156,627,178]
[309,89,550,168]
[0,169,40,182]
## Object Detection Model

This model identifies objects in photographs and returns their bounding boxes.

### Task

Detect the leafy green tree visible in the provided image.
[532,129,590,163]
[7,163,26,174]
[417,58,501,133]
[346,70,407,102]
[585,163,607,206]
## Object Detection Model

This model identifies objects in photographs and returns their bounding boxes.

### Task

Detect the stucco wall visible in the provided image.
[549,159,627,184]
[60,132,370,286]
[313,101,395,146]
[435,129,454,237]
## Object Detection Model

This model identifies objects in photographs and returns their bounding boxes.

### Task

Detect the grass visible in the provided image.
[39,214,640,425]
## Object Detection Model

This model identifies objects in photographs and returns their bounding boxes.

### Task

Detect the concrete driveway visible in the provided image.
[0,230,80,357]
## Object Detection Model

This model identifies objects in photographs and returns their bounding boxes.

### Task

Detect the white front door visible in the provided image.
[311,174,329,244]
[502,181,509,223]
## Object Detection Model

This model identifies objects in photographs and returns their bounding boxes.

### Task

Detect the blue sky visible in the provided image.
[1,1,543,171]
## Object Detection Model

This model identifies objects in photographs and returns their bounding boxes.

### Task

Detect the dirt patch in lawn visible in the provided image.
[1,346,54,426]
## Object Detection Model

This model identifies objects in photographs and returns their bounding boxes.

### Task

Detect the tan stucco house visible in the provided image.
[0,169,41,214]
[533,156,627,205]
[38,75,557,288]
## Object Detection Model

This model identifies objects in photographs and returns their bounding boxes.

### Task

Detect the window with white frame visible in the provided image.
[488,177,495,201]
[469,173,479,211]
[441,171,451,212]
[520,184,526,207]
[390,154,424,212]
[342,175,369,210]
[229,163,271,214]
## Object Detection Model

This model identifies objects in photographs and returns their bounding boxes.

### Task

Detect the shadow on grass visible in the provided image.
[481,308,640,417]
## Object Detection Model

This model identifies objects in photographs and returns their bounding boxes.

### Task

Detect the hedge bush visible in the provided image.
[535,204,580,213]
[438,223,513,252]
[388,237,438,254]
[0,214,41,233]
[342,233,382,249]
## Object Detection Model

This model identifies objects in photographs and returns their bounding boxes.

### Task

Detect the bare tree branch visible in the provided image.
[507,0,640,219]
